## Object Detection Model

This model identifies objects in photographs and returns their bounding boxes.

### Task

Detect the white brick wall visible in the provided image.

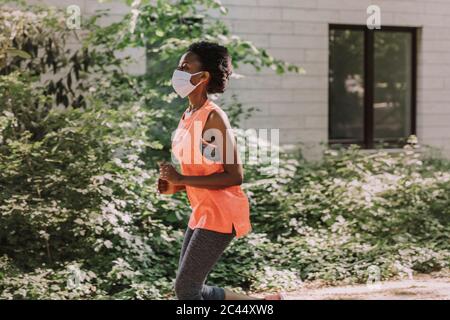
[218,0,450,160]
[29,0,450,159]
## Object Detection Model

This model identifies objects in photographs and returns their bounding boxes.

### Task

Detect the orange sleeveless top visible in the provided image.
[171,99,252,238]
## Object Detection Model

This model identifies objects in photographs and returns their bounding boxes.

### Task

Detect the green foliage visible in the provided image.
[212,144,450,289]
[0,6,97,108]
[0,71,188,299]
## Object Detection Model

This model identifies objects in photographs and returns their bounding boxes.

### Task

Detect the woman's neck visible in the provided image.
[187,93,208,112]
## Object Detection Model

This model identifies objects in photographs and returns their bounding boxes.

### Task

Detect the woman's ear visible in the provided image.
[191,71,209,86]
[192,71,209,87]
[201,71,210,83]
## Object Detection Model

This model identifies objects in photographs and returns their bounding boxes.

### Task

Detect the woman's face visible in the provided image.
[177,52,206,85]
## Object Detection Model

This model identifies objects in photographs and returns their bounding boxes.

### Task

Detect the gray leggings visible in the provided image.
[174,225,236,300]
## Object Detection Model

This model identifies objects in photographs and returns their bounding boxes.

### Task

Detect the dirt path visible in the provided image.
[255,271,450,300]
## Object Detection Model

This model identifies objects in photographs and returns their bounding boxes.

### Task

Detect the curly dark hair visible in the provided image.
[187,41,232,94]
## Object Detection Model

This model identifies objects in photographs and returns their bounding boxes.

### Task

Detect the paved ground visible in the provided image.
[255,271,450,300]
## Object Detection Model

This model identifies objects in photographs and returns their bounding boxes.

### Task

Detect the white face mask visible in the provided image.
[171,69,204,98]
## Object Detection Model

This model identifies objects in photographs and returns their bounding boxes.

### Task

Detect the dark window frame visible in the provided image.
[328,24,417,149]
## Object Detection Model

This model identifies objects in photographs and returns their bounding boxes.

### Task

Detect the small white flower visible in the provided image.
[104,240,113,249]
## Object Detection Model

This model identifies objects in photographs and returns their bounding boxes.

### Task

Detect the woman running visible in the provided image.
[158,41,284,300]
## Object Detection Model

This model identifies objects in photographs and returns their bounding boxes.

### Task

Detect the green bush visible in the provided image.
[0,73,184,299]
[212,144,450,289]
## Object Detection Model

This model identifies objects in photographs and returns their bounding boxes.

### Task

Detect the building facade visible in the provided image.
[33,0,450,160]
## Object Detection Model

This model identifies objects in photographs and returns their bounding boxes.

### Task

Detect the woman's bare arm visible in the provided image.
[159,110,243,190]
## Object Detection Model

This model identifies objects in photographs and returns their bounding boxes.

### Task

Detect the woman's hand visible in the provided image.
[159,162,184,185]
[157,178,184,194]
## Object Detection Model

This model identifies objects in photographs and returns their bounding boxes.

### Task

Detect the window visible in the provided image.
[329,25,417,148]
